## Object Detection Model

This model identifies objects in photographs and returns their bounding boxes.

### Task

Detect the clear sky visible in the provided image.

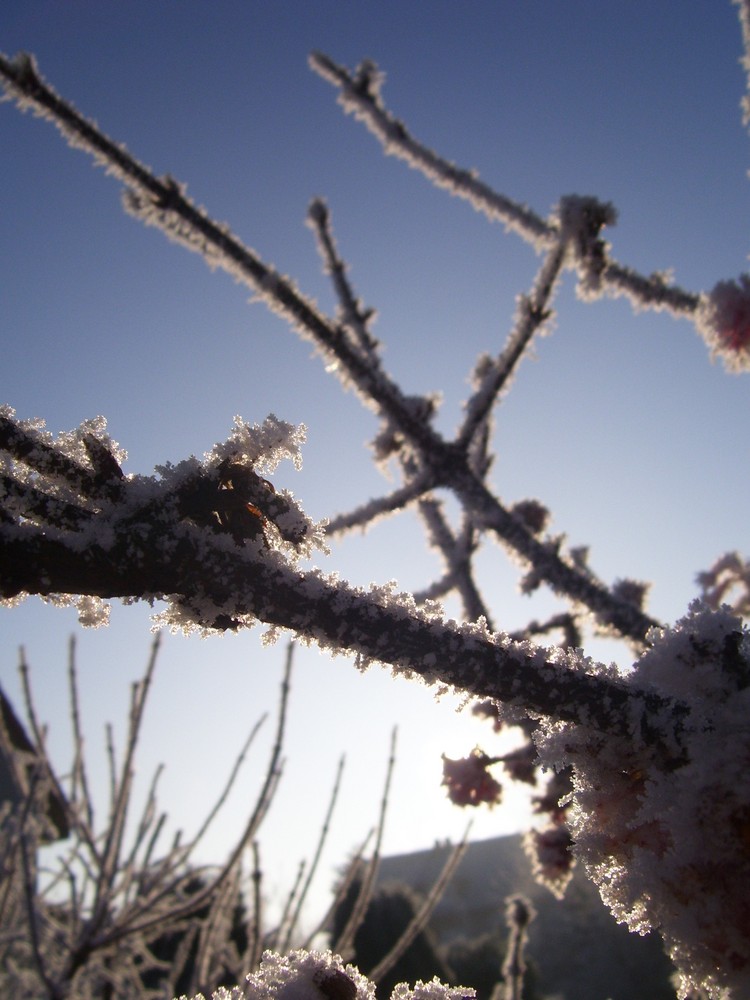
[2,1,749,930]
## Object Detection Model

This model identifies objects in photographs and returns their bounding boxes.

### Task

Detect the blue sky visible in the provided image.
[2,1,749,929]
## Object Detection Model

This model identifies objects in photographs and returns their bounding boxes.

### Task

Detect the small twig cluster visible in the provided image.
[0,641,513,1000]
[0,638,300,998]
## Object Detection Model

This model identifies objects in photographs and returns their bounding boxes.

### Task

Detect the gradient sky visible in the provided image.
[2,1,749,930]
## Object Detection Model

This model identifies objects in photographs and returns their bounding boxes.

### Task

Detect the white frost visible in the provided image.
[539,602,750,999]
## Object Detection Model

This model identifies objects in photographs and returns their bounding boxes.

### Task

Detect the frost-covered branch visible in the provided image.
[414,497,492,628]
[0,54,664,642]
[0,411,682,745]
[309,51,750,373]
[323,475,432,537]
[307,52,554,249]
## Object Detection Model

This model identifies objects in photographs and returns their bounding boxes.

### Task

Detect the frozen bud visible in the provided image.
[696,551,750,618]
[500,743,537,786]
[306,197,329,229]
[511,499,549,535]
[352,59,385,99]
[569,546,590,572]
[523,824,575,900]
[611,578,650,611]
[556,194,617,299]
[470,352,494,387]
[505,894,534,932]
[696,276,750,372]
[441,748,502,808]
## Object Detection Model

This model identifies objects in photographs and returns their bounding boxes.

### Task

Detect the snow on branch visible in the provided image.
[540,601,750,998]
[176,948,475,1000]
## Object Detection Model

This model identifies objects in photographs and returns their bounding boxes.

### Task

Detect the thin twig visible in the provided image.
[186,712,268,856]
[333,727,397,961]
[308,51,700,318]
[368,826,471,984]
[67,637,96,846]
[271,858,306,953]
[280,754,346,951]
[100,641,294,944]
[246,840,264,971]
[301,828,374,949]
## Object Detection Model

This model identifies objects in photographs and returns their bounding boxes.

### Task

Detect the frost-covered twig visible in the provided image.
[279,754,345,953]
[308,52,554,249]
[457,242,565,450]
[247,842,265,973]
[324,475,432,537]
[308,54,700,322]
[0,639,308,999]
[63,640,96,844]
[307,198,382,365]
[333,728,396,962]
[496,897,533,1000]
[414,498,491,627]
[367,828,470,985]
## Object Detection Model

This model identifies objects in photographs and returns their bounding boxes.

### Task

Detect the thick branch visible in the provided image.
[0,516,684,745]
